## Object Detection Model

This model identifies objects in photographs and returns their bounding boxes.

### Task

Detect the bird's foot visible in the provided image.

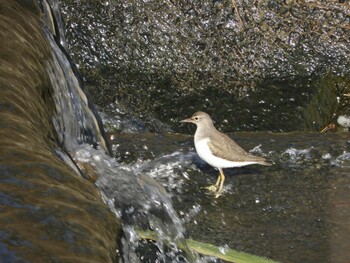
[204,184,218,192]
[204,185,224,198]
[215,190,223,198]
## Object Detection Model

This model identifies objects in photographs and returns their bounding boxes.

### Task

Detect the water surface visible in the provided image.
[110,131,350,262]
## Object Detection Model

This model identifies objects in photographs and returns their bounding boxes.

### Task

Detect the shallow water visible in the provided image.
[110,131,350,262]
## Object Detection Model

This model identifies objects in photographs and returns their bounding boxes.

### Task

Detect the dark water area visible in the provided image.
[110,131,350,263]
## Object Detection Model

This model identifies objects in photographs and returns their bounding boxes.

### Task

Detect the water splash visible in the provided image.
[132,151,195,195]
[281,147,312,165]
[73,145,200,262]
[332,152,350,168]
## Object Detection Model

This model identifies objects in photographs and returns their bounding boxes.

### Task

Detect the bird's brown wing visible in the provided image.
[208,131,271,165]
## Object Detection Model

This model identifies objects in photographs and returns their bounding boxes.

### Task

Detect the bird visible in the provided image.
[180,111,271,197]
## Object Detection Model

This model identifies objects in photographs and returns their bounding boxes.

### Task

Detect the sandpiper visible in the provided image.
[181,111,271,197]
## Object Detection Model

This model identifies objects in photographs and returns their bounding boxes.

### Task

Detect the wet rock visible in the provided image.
[60,1,350,132]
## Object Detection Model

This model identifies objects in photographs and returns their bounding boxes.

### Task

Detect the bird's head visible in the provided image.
[180,111,213,126]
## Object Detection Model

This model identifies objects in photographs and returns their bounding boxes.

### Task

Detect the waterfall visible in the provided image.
[0,0,203,261]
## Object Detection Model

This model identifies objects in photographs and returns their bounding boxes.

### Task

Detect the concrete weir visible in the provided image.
[0,1,120,262]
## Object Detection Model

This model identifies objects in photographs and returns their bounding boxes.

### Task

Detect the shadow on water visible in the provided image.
[110,131,350,263]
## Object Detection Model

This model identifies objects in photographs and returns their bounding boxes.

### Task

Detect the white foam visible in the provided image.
[337,115,350,128]
[282,147,311,161]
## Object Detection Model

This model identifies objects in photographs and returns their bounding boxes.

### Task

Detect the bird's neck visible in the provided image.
[194,123,215,141]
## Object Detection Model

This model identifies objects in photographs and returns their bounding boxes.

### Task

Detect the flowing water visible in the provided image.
[2,1,350,262]
[73,144,202,262]
[57,0,350,261]
[0,1,119,262]
[0,1,213,262]
[109,131,350,263]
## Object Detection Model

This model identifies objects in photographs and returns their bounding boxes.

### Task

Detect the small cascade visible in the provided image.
[40,0,110,154]
[73,145,200,262]
[41,1,203,261]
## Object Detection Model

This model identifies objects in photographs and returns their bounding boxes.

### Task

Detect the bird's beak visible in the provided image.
[180,117,192,123]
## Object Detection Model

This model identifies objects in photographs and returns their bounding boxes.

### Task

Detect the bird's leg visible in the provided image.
[205,172,222,192]
[215,169,225,198]
[214,173,221,187]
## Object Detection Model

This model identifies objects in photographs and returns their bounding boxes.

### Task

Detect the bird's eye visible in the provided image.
[194,117,199,121]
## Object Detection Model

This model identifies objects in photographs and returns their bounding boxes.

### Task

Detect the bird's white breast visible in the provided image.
[194,138,257,168]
